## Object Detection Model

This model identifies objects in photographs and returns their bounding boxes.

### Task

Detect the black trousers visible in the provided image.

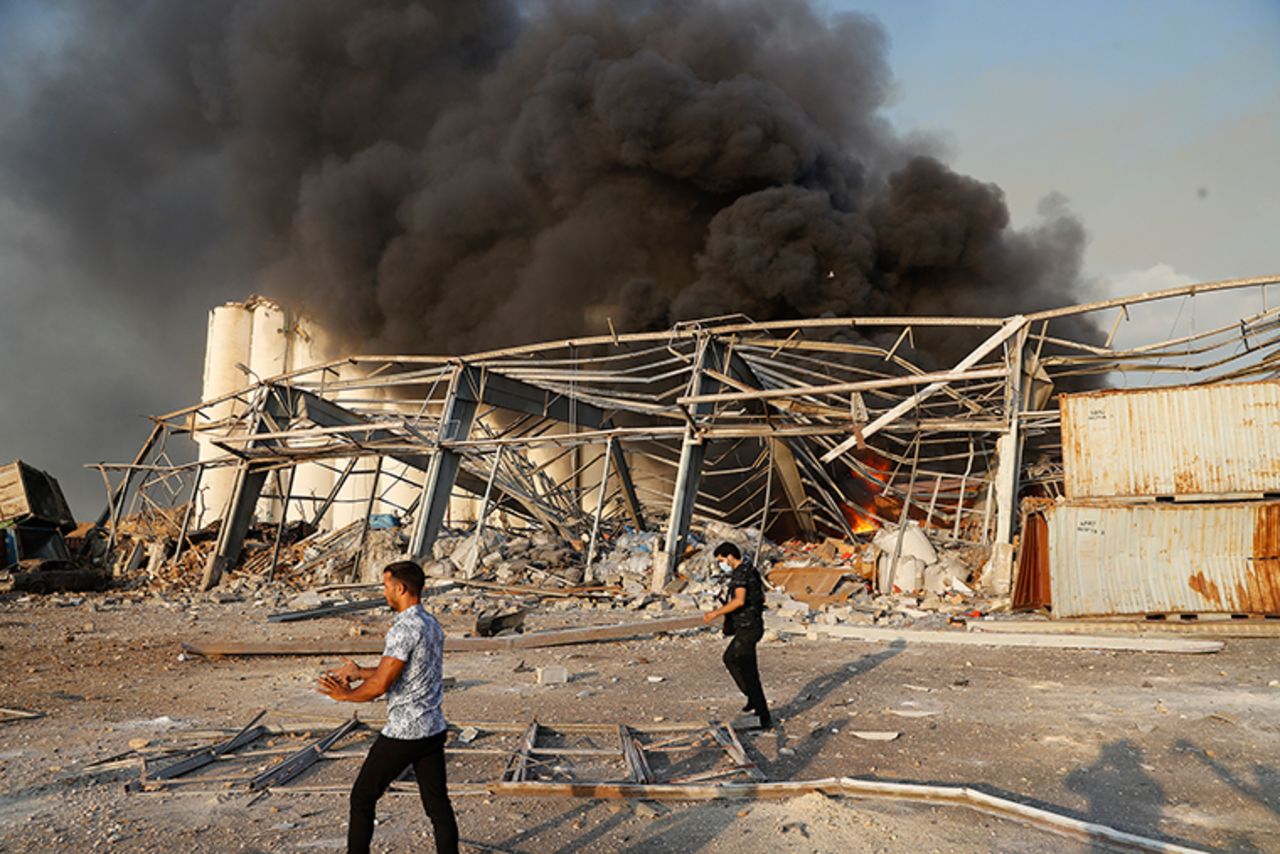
[723,622,769,719]
[349,730,458,854]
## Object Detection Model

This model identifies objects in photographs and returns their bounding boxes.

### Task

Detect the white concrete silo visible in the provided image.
[196,302,254,528]
[287,314,335,526]
[247,298,290,523]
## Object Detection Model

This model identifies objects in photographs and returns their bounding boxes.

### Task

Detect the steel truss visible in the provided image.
[94,275,1280,589]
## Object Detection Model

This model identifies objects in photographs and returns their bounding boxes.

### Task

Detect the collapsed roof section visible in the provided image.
[95,274,1280,591]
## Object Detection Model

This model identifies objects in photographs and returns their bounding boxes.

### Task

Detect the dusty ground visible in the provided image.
[1,589,1277,853]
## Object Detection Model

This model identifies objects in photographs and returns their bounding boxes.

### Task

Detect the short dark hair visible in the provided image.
[713,542,741,560]
[383,560,425,596]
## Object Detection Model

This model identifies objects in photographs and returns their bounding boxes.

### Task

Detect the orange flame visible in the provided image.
[841,448,891,535]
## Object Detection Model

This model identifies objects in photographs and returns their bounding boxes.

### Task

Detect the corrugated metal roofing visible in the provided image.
[1060,380,1280,498]
[1047,499,1280,617]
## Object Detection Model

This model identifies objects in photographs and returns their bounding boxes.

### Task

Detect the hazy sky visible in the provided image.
[841,0,1280,289]
[1,0,1277,517]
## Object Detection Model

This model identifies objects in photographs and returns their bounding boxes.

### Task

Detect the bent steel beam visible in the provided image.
[654,338,719,592]
[201,387,295,590]
[127,711,268,792]
[820,315,1027,463]
[294,388,528,519]
[714,342,818,540]
[473,369,646,530]
[247,717,363,791]
[409,366,478,560]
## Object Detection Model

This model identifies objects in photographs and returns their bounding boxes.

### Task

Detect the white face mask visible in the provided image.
[717,560,733,573]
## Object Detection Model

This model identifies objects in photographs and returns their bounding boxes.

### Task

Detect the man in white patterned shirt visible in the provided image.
[318,560,458,854]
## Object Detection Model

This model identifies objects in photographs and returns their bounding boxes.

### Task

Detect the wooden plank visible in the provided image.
[183,638,385,656]
[641,731,709,752]
[770,620,1224,654]
[529,747,619,757]
[256,782,493,797]
[183,614,708,657]
[709,724,746,765]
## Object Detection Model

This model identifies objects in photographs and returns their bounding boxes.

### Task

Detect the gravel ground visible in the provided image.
[1,591,1277,852]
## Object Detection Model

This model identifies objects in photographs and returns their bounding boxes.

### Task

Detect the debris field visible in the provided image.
[4,278,1280,852]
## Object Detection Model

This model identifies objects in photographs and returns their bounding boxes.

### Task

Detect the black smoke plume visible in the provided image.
[0,0,1095,508]
[3,0,1092,353]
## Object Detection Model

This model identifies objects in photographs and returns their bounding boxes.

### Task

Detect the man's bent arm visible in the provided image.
[328,657,379,683]
[703,587,747,623]
[319,656,406,702]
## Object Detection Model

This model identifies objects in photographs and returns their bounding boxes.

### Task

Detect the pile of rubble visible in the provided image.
[104,507,322,594]
[411,518,991,627]
[80,499,996,628]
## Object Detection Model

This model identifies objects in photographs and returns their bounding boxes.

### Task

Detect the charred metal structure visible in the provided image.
[97,275,1280,606]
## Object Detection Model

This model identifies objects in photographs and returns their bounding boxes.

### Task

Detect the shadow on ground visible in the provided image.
[1172,737,1279,853]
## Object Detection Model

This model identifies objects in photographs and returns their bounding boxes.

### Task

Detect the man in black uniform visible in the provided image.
[702,542,772,729]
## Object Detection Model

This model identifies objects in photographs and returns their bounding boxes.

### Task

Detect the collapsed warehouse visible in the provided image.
[71,273,1280,620]
[4,274,1279,853]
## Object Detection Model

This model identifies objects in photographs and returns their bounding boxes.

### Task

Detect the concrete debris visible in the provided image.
[537,665,569,685]
[50,488,1000,636]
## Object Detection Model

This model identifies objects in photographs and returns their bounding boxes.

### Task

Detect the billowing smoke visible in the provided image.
[2,0,1091,357]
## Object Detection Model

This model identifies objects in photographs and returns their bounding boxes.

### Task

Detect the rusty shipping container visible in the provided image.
[1046,499,1280,617]
[1059,380,1280,498]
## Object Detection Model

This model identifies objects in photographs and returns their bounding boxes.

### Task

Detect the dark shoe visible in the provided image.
[753,713,773,731]
[741,702,754,713]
